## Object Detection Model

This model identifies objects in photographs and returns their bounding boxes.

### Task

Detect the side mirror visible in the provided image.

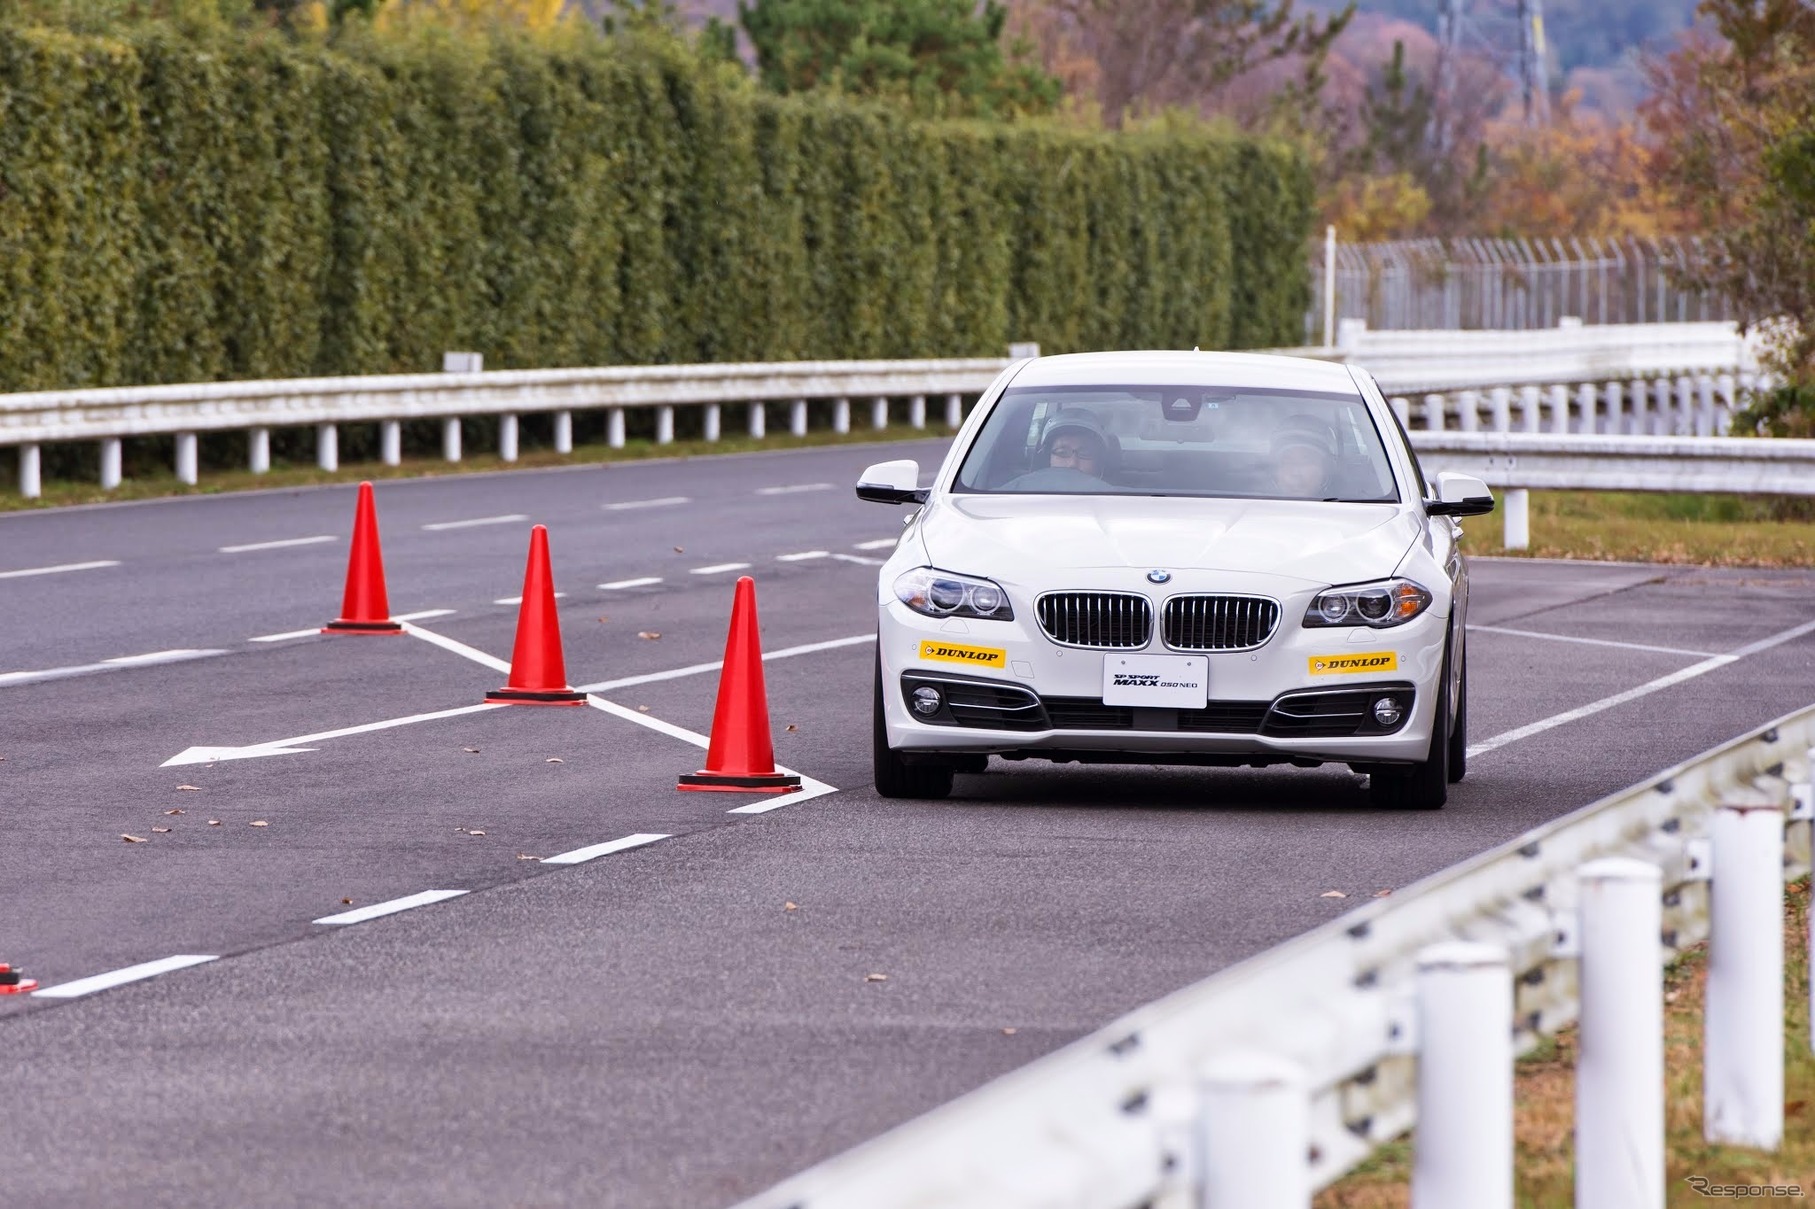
[856,459,928,506]
[1426,471,1495,517]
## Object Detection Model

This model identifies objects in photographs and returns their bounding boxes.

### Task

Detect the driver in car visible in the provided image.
[1268,416,1339,498]
[1001,413,1116,490]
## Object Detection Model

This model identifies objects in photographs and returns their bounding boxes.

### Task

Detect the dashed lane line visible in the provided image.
[0,559,121,580]
[494,593,567,606]
[853,539,897,550]
[831,553,884,566]
[250,608,454,643]
[1,649,228,690]
[755,483,833,495]
[313,890,468,926]
[218,535,337,554]
[691,562,753,575]
[541,832,672,866]
[600,577,663,590]
[776,551,830,562]
[422,514,527,532]
[1468,625,1717,659]
[33,954,218,1000]
[604,497,690,511]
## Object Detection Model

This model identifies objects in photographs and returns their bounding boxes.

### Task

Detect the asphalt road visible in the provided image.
[2,439,1813,1207]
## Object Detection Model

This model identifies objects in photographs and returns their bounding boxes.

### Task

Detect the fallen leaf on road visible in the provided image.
[1373,889,1393,898]
[121,834,148,843]
[545,757,564,764]
[672,545,684,553]
[462,747,480,754]
[340,898,353,905]
[1001,1027,1017,1036]
[455,827,468,833]
[783,902,798,912]
[207,819,221,826]
[249,820,268,827]
[517,854,540,861]
[864,973,888,983]
[176,785,201,791]
[164,808,184,816]
[784,724,797,732]
[1319,890,1347,899]
[468,830,486,837]
[152,827,171,834]
[636,705,651,712]
[637,631,662,640]
[596,616,609,623]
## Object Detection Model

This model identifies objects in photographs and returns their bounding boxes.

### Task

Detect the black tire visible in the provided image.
[1446,650,1468,784]
[1369,649,1449,810]
[873,661,954,800]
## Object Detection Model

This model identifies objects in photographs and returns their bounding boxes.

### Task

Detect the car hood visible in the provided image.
[921,494,1419,587]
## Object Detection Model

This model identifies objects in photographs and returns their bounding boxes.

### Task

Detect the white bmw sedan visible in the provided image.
[855,351,1495,808]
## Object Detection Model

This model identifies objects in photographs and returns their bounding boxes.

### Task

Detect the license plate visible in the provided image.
[1101,654,1208,709]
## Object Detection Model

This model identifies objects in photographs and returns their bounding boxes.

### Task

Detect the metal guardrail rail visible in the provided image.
[737,712,1815,1209]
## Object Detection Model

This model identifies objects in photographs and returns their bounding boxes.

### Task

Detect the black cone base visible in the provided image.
[486,686,587,704]
[323,619,404,633]
[677,771,802,793]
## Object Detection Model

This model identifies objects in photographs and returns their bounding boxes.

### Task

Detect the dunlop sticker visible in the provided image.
[1309,651,1398,675]
[919,640,1008,668]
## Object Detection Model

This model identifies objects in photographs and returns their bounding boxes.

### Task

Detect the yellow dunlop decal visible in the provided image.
[1309,651,1399,675]
[919,640,1008,668]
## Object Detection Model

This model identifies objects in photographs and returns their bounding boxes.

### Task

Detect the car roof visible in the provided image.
[1008,350,1360,395]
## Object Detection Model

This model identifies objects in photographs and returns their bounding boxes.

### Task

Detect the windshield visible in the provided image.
[953,384,1400,503]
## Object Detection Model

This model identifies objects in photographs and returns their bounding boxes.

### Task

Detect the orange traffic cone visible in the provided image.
[679,576,801,793]
[0,963,37,995]
[323,481,402,634]
[486,525,586,705]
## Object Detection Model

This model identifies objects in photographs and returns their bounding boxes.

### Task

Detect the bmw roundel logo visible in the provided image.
[1146,569,1171,584]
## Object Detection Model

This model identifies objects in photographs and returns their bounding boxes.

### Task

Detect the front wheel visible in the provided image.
[1447,651,1468,784]
[873,661,953,800]
[1369,650,1450,810]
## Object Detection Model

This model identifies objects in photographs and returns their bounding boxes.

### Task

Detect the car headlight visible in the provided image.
[1303,578,1433,629]
[893,568,1015,621]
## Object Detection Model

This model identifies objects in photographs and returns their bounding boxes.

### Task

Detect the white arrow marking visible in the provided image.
[161,702,505,767]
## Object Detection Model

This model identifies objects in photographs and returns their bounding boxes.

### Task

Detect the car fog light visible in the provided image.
[1372,696,1403,727]
[912,686,943,716]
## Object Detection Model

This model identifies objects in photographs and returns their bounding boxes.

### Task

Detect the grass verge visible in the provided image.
[0,424,949,513]
[1317,878,1813,1207]
[1460,491,1815,567]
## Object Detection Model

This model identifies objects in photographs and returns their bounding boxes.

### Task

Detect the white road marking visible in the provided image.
[853,539,897,550]
[583,695,833,815]
[832,553,884,566]
[604,496,690,511]
[600,577,663,590]
[586,695,711,747]
[314,889,467,926]
[574,634,874,693]
[691,562,752,575]
[249,608,453,643]
[1469,616,1815,758]
[540,832,671,866]
[756,483,833,496]
[494,593,566,606]
[0,559,120,580]
[776,551,829,562]
[728,774,838,815]
[33,954,218,1000]
[2,649,227,690]
[422,514,527,531]
[401,622,513,675]
[218,535,336,554]
[161,702,505,767]
[1469,625,1717,659]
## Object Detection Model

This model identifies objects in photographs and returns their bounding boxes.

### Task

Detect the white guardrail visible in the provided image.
[737,713,1815,1209]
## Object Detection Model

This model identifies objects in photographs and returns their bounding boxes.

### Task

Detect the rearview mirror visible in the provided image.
[1426,471,1495,517]
[855,459,927,506]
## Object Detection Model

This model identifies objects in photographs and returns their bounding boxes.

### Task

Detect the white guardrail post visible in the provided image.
[1575,858,1663,1208]
[1704,783,1786,1149]
[18,443,40,499]
[316,423,338,472]
[1412,943,1512,1209]
[101,436,123,487]
[174,432,197,485]
[1197,1052,1309,1208]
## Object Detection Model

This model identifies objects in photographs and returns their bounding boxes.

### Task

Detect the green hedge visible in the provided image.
[0,23,1313,442]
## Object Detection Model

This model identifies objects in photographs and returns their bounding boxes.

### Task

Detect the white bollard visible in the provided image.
[608,408,626,450]
[656,406,674,445]
[248,429,270,475]
[1413,943,1512,1209]
[175,432,198,485]
[1197,1051,1310,1209]
[380,420,402,467]
[1577,383,1598,435]
[101,438,123,488]
[909,395,926,430]
[704,403,721,443]
[1604,381,1623,435]
[1630,378,1651,435]
[442,350,482,374]
[1576,858,1664,1209]
[499,414,519,462]
[1676,377,1696,436]
[789,399,808,437]
[833,397,851,435]
[945,393,963,429]
[1696,376,1717,438]
[1717,374,1736,436]
[1655,379,1675,436]
[1705,787,1786,1149]
[18,443,41,499]
[317,424,338,472]
[1503,488,1530,551]
[1457,390,1481,433]
[1519,385,1543,433]
[1546,384,1570,434]
[1489,387,1513,433]
[442,418,462,463]
[748,402,765,439]
[553,410,572,455]
[871,396,889,430]
[1423,394,1445,433]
